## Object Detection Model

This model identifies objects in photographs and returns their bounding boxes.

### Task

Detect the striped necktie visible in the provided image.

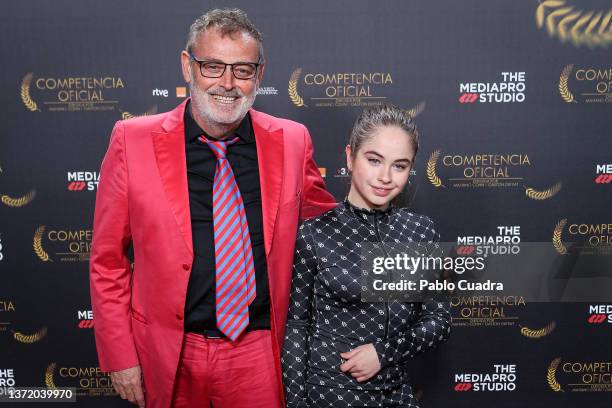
[200,135,256,341]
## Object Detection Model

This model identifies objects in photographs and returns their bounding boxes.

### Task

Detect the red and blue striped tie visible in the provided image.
[200,135,256,341]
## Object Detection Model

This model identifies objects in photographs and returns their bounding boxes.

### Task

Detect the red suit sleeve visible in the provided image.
[300,126,337,219]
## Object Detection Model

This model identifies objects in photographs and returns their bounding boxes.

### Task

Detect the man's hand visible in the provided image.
[111,365,145,407]
[339,344,382,383]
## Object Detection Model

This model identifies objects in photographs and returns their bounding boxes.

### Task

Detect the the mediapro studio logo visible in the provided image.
[33,226,92,262]
[77,310,94,329]
[535,1,612,48]
[0,368,16,395]
[67,171,99,192]
[547,358,612,392]
[587,304,612,324]
[457,225,521,257]
[426,151,562,200]
[552,220,612,255]
[45,364,115,397]
[288,68,395,108]
[20,73,125,112]
[559,65,612,104]
[454,364,517,392]
[459,72,526,104]
[594,164,612,184]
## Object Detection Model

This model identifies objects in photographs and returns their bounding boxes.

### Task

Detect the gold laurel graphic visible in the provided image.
[1,189,36,207]
[45,363,57,389]
[33,225,52,262]
[13,327,47,343]
[407,101,426,118]
[547,358,563,392]
[553,219,568,255]
[520,321,556,338]
[20,72,39,112]
[121,105,158,120]
[426,150,444,188]
[535,1,612,48]
[559,64,575,103]
[525,181,562,200]
[288,68,306,107]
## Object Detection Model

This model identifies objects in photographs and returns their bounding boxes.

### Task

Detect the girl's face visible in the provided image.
[346,126,416,210]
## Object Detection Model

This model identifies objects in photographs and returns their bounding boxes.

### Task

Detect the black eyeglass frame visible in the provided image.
[188,52,262,80]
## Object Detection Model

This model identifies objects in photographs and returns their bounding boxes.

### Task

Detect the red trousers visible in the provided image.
[171,330,282,408]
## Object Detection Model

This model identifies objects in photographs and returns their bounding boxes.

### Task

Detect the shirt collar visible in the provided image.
[184,101,253,143]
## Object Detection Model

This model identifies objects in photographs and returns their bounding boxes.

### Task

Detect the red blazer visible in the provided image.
[90,99,336,407]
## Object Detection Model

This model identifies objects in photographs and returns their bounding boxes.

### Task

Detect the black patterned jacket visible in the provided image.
[281,200,451,407]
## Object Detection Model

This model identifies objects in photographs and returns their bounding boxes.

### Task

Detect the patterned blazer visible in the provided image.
[281,200,451,407]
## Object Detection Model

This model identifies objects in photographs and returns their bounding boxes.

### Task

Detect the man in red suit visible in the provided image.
[90,8,335,408]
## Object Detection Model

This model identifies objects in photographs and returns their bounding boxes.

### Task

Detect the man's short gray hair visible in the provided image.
[186,8,264,62]
[349,104,419,157]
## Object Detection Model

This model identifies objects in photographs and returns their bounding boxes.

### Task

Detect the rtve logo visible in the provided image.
[454,383,473,391]
[459,93,479,103]
[588,305,612,324]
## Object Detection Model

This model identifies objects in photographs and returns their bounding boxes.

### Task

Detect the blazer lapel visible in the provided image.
[251,109,284,256]
[152,100,193,256]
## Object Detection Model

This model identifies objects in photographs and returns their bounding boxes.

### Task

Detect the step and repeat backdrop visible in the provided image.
[1,0,611,407]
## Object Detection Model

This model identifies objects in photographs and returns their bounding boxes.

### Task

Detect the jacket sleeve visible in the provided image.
[300,125,336,220]
[374,221,452,368]
[89,121,139,372]
[281,223,318,408]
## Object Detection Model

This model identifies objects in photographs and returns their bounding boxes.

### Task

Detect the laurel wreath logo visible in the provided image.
[12,327,47,344]
[525,181,562,200]
[553,219,568,254]
[536,1,612,48]
[121,105,158,120]
[34,225,52,262]
[288,68,306,107]
[559,64,576,103]
[1,189,36,207]
[520,321,556,338]
[426,150,444,188]
[20,72,39,112]
[45,363,57,389]
[407,101,426,118]
[547,358,564,392]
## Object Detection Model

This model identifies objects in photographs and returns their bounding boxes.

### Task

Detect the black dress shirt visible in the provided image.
[183,103,270,333]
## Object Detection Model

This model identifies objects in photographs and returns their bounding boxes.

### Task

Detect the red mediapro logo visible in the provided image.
[459,93,479,103]
[68,181,86,191]
[588,314,606,324]
[454,383,473,391]
[456,245,476,255]
[594,174,612,184]
[78,319,94,329]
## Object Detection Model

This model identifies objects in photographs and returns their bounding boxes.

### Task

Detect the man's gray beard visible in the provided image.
[188,72,257,128]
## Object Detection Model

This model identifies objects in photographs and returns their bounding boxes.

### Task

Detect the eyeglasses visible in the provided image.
[188,52,261,80]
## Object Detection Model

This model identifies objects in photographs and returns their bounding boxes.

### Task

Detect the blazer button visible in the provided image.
[182,263,190,271]
[176,314,183,320]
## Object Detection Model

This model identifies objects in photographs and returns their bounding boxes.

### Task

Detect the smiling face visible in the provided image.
[181,27,264,136]
[346,125,416,210]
